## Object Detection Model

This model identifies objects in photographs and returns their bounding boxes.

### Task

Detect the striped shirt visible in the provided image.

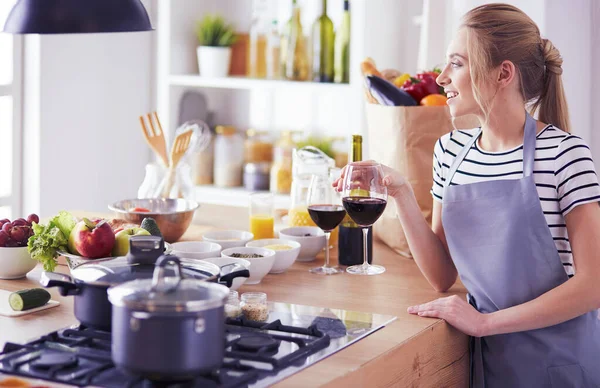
[431,125,600,277]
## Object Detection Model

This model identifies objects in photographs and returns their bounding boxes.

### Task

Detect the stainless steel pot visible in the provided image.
[108,255,229,379]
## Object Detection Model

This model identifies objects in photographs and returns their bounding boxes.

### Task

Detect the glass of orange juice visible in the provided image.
[249,193,274,240]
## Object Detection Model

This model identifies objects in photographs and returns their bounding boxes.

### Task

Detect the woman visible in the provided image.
[336,3,600,387]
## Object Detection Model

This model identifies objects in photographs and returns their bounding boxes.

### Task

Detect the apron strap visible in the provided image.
[468,294,486,388]
[444,129,481,189]
[444,112,538,188]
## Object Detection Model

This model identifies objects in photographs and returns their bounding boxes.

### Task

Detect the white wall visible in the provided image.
[22,1,155,218]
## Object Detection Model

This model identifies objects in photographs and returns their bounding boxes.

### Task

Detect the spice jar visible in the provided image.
[270,131,296,195]
[244,162,271,191]
[241,292,269,322]
[214,125,244,187]
[244,129,273,163]
[225,290,242,318]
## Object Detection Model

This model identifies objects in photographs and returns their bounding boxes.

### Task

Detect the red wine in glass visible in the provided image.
[307,205,346,231]
[341,197,387,227]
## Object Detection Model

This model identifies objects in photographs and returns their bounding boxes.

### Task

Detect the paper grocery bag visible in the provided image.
[366,104,480,258]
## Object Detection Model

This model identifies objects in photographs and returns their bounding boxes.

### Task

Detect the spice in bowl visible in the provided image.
[241,292,268,322]
[263,244,292,251]
[230,253,264,259]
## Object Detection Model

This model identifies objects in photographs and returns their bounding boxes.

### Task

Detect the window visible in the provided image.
[0,1,21,220]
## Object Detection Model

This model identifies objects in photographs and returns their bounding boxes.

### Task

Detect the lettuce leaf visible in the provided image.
[53,211,77,240]
[27,219,69,272]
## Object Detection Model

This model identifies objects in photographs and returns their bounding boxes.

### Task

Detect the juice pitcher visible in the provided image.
[288,146,335,227]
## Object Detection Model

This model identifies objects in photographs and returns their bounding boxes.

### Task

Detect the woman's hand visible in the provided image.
[332,161,408,199]
[407,295,490,337]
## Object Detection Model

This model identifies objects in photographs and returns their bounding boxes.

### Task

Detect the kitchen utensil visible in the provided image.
[139,112,169,168]
[0,289,59,317]
[278,226,326,262]
[170,241,222,260]
[245,239,301,274]
[40,236,248,330]
[202,230,254,250]
[0,247,37,279]
[198,257,250,291]
[160,129,194,198]
[178,91,210,127]
[108,255,230,379]
[221,247,275,285]
[108,198,199,243]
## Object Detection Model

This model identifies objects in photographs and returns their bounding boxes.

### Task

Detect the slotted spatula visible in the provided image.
[160,129,194,198]
[139,112,169,167]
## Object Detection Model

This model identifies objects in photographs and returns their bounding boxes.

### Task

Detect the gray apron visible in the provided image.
[441,113,600,388]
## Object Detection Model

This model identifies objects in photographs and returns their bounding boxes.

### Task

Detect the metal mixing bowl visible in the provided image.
[108,198,200,243]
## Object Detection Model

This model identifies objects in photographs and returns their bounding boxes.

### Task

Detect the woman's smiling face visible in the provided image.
[436,28,482,118]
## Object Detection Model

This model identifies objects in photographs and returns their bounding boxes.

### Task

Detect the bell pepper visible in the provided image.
[401,73,440,103]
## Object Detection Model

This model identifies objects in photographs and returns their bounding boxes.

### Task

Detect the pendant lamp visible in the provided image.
[3,0,153,34]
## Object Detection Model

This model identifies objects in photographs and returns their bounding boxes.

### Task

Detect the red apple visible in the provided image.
[72,218,115,258]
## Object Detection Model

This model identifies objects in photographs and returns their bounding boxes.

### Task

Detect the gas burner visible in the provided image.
[31,353,78,369]
[233,335,280,353]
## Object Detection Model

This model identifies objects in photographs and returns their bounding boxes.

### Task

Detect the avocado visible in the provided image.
[141,217,162,238]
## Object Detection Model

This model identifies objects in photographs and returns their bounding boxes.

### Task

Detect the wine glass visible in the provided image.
[341,162,387,275]
[307,174,345,275]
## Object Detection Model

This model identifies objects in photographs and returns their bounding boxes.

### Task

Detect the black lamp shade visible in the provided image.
[3,0,153,34]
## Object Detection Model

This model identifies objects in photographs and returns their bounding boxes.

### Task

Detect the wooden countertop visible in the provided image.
[0,221,469,388]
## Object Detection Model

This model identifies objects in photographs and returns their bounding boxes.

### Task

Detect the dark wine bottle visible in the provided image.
[338,135,373,265]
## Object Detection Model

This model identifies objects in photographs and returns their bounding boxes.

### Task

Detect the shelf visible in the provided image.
[194,185,291,209]
[169,75,353,93]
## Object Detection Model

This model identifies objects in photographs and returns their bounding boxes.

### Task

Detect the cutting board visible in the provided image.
[0,289,59,317]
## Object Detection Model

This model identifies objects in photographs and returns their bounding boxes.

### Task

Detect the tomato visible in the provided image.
[129,207,151,213]
[420,94,448,106]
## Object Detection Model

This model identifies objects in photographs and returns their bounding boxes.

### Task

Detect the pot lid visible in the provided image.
[107,256,229,312]
[70,236,220,286]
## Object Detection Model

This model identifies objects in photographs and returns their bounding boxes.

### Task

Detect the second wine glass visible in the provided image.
[307,174,345,275]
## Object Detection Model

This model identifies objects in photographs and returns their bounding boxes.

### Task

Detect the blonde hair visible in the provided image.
[462,3,570,132]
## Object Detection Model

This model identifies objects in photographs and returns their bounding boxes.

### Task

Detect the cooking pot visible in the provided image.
[40,236,248,330]
[108,255,229,379]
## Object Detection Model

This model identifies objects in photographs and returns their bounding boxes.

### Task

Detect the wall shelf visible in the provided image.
[169,75,353,93]
[194,184,290,209]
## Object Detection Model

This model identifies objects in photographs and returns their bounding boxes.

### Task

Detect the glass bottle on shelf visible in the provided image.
[266,19,281,80]
[334,0,351,84]
[311,0,335,82]
[248,0,268,78]
[214,125,244,187]
[279,0,294,79]
[338,135,373,266]
[285,0,309,81]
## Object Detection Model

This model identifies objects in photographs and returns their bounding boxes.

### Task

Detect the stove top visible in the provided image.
[0,303,396,388]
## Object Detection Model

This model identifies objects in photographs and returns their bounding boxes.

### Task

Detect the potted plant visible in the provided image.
[196,14,238,78]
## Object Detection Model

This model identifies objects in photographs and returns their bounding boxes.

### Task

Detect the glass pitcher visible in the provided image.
[288,146,335,227]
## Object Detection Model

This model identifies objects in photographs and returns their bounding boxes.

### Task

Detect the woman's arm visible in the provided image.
[408,201,600,337]
[395,184,457,292]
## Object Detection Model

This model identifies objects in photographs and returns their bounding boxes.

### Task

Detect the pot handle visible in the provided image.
[218,263,250,288]
[40,272,80,296]
[127,235,165,266]
[151,254,182,293]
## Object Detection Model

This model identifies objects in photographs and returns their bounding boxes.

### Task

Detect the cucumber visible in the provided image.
[9,288,51,311]
[141,217,162,238]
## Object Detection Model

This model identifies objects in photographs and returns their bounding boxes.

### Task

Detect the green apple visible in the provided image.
[68,227,81,256]
[112,227,151,256]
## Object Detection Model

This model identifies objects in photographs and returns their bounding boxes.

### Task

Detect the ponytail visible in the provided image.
[531,39,570,132]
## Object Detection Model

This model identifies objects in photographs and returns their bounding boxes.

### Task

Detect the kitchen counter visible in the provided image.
[0,222,469,388]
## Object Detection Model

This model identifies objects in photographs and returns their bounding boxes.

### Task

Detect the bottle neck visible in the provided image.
[343,0,349,12]
[350,135,363,162]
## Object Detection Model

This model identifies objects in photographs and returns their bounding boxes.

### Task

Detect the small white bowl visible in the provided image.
[278,227,326,262]
[246,239,301,274]
[200,256,251,291]
[202,230,254,250]
[221,247,275,285]
[170,241,222,260]
[0,247,37,279]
